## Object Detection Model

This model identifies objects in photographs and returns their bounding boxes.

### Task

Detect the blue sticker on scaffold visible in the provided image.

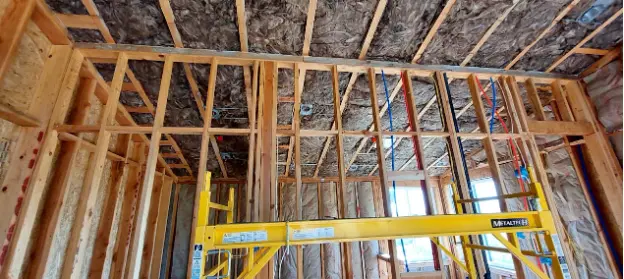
[191,244,203,279]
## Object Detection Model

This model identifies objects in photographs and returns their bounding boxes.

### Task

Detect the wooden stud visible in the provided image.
[580,45,622,78]
[126,56,174,279]
[24,77,95,279]
[302,0,318,56]
[55,13,99,29]
[138,174,164,278]
[551,80,575,121]
[0,0,35,84]
[0,46,74,278]
[164,183,181,278]
[187,58,218,276]
[547,8,623,72]
[412,0,457,63]
[525,78,547,120]
[150,177,174,276]
[110,142,146,279]
[89,134,133,278]
[293,64,304,279]
[0,103,41,127]
[60,52,127,279]
[574,47,610,56]
[367,68,400,279]
[31,0,71,44]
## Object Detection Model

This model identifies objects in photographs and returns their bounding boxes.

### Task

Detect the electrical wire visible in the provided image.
[474,77,529,210]
[381,70,409,273]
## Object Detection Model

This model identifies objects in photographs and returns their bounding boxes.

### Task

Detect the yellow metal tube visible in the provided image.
[492,233,549,279]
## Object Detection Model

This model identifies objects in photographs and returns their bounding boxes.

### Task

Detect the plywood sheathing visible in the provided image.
[513,0,623,74]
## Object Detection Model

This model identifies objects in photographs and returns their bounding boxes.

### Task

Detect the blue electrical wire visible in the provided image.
[381,70,409,272]
[489,78,497,133]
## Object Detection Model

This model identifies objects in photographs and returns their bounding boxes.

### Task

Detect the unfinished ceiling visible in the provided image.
[46,0,623,178]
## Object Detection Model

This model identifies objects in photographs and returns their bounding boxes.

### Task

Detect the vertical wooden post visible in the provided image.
[294,64,304,279]
[433,71,479,279]
[0,45,75,278]
[331,65,352,279]
[24,76,95,279]
[61,52,127,279]
[402,70,444,271]
[467,74,525,279]
[127,56,174,279]
[88,134,133,278]
[502,76,579,279]
[138,173,164,278]
[258,60,278,279]
[164,183,181,278]
[111,142,146,279]
[187,58,218,276]
[0,0,36,84]
[367,68,399,279]
[246,61,259,222]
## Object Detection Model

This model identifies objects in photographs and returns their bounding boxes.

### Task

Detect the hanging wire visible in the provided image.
[380,70,409,272]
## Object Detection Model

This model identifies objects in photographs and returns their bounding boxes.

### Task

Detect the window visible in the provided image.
[471,179,515,271]
[389,186,434,266]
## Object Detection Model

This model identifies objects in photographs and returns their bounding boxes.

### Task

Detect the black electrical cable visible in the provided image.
[442,73,491,279]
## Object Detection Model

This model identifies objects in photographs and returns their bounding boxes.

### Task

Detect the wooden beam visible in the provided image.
[31,0,71,45]
[124,106,152,114]
[126,56,174,279]
[331,65,352,279]
[580,45,622,78]
[75,43,578,83]
[525,78,547,120]
[150,177,174,277]
[110,143,146,278]
[60,52,127,278]
[88,134,132,278]
[412,0,457,63]
[505,0,582,69]
[0,0,35,84]
[187,59,218,276]
[574,47,610,56]
[245,61,259,222]
[460,1,521,66]
[24,77,95,279]
[547,8,623,72]
[0,46,74,278]
[293,64,304,279]
[0,102,41,127]
[55,13,99,29]
[358,0,388,59]
[210,135,229,177]
[164,184,180,278]
[367,68,399,279]
[527,119,593,135]
[302,0,318,56]
[467,74,526,278]
[138,174,164,278]
[79,0,115,42]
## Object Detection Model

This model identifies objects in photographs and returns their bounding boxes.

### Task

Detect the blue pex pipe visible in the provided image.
[489,78,497,133]
[575,146,623,274]
[380,70,409,272]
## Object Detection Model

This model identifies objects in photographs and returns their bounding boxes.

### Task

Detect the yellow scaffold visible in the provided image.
[191,167,571,279]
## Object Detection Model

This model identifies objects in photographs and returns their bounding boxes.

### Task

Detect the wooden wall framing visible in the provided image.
[0,1,621,279]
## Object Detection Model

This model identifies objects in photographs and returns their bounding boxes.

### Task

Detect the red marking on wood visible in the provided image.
[0,244,8,264]
[28,159,35,169]
[33,148,38,155]
[37,131,44,142]
[21,177,29,192]
[14,197,23,216]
